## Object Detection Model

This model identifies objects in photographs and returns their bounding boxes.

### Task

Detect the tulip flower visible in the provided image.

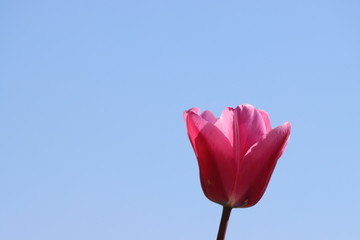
[184,104,291,240]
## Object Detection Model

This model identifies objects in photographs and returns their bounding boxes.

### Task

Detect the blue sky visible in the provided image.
[1,0,359,239]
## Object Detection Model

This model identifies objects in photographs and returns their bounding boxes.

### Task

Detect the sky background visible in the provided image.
[1,0,360,239]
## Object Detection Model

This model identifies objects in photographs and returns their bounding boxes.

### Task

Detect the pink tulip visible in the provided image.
[184,104,291,208]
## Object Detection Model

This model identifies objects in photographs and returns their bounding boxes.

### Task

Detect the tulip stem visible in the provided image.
[216,206,232,240]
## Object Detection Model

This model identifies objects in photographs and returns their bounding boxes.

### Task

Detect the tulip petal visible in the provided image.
[185,112,236,205]
[258,109,272,133]
[230,122,291,207]
[234,104,268,158]
[183,107,200,121]
[201,110,217,124]
[214,107,234,146]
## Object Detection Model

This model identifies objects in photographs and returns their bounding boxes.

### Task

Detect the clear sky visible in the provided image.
[1,0,359,239]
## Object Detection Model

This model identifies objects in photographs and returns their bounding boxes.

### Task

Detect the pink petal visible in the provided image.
[184,111,207,149]
[201,110,217,124]
[258,109,272,133]
[214,107,235,146]
[230,122,291,207]
[185,112,236,204]
[234,104,268,159]
[183,107,200,121]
